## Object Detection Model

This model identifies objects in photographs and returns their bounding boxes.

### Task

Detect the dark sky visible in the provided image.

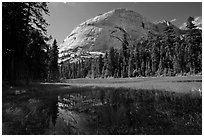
[44,2,202,44]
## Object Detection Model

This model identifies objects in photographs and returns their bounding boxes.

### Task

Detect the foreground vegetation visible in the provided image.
[2,83,202,135]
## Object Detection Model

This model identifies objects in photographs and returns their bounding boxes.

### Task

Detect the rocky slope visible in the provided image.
[156,20,181,35]
[59,8,180,63]
[179,16,202,30]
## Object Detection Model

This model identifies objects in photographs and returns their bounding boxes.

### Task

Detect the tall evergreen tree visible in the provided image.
[2,2,49,84]
[98,54,104,76]
[185,16,202,74]
[133,43,140,77]
[108,47,116,77]
[128,50,134,77]
[49,39,59,80]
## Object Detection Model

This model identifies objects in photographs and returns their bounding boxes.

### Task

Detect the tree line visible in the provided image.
[2,2,59,84]
[59,16,202,79]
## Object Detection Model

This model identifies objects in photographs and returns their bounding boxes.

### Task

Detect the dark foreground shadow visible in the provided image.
[2,83,202,135]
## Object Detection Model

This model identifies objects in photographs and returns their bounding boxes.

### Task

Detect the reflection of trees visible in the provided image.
[99,90,105,104]
[48,96,59,127]
[4,86,201,135]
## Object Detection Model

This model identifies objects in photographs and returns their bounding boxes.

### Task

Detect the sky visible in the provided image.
[44,2,202,44]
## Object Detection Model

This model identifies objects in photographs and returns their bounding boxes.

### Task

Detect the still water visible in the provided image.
[42,89,141,134]
[2,86,202,135]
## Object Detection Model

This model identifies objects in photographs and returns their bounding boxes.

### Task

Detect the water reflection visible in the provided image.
[2,87,202,135]
[47,89,151,134]
[44,90,125,134]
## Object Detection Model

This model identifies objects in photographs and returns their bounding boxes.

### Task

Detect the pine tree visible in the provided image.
[173,40,182,74]
[80,60,85,78]
[111,27,129,78]
[133,44,140,77]
[50,39,59,80]
[163,25,177,72]
[151,41,157,75]
[141,60,146,76]
[91,60,96,78]
[157,41,165,76]
[26,30,50,80]
[128,51,134,77]
[185,16,202,74]
[108,47,116,77]
[117,52,123,78]
[103,52,109,78]
[2,2,49,84]
[145,59,151,76]
[122,39,128,78]
[98,54,104,76]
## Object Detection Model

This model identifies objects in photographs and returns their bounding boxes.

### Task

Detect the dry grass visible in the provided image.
[61,76,202,93]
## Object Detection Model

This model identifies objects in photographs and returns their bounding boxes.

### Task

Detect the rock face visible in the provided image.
[179,16,202,30]
[59,8,180,63]
[59,9,160,62]
[193,16,202,29]
[156,20,181,35]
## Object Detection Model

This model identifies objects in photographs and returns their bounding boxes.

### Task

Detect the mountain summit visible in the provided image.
[59,8,178,63]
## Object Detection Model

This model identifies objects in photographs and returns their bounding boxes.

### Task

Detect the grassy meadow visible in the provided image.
[61,75,202,93]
